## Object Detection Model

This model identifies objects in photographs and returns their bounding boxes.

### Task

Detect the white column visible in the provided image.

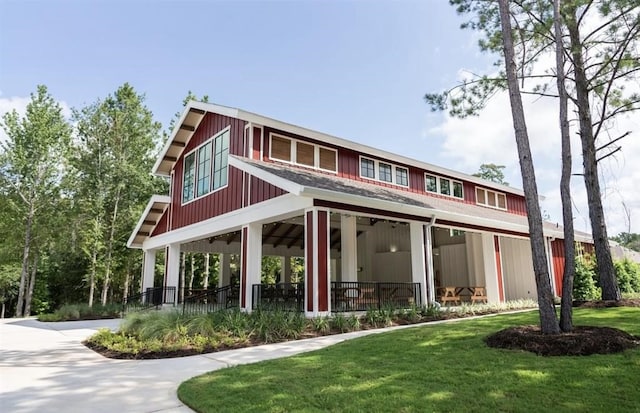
[165,243,181,305]
[545,237,557,295]
[424,225,436,304]
[340,214,358,282]
[241,223,262,312]
[410,221,428,307]
[219,253,231,287]
[141,249,156,302]
[481,233,501,303]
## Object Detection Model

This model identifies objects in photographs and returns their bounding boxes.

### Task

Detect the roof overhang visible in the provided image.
[153,100,524,196]
[127,195,171,249]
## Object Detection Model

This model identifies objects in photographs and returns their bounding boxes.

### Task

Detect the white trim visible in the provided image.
[425,173,464,200]
[142,194,313,250]
[268,132,338,174]
[359,155,410,188]
[127,195,171,248]
[229,155,304,195]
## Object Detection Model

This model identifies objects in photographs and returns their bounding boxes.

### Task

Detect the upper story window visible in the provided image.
[476,187,507,210]
[182,127,230,204]
[425,173,463,199]
[269,133,337,173]
[359,156,409,187]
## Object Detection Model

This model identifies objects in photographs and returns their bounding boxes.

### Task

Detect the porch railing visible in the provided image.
[182,285,240,315]
[252,283,304,311]
[331,281,421,312]
[123,286,177,313]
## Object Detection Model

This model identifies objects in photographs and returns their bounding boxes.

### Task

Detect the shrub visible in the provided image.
[331,313,349,333]
[311,316,331,334]
[38,303,121,322]
[573,256,600,300]
[614,258,640,293]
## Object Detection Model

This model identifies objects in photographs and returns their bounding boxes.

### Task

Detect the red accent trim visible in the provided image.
[317,210,329,312]
[306,211,314,312]
[551,239,565,295]
[494,236,504,302]
[241,227,248,308]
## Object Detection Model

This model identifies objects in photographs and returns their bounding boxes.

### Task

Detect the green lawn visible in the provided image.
[178,308,640,413]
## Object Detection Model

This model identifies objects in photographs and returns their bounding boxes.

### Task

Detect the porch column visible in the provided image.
[141,249,156,302]
[340,214,358,282]
[424,225,436,303]
[410,221,428,307]
[305,208,331,317]
[481,233,503,303]
[545,237,557,295]
[165,243,180,305]
[219,253,231,288]
[240,223,262,312]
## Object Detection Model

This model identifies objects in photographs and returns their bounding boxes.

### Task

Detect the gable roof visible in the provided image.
[127,195,171,248]
[153,101,523,197]
[229,156,591,242]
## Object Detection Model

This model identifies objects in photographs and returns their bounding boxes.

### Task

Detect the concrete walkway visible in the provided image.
[0,316,428,413]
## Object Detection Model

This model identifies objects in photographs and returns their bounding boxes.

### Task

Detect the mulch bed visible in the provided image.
[485,299,640,356]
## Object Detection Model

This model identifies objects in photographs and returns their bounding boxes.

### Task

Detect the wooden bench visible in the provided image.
[469,287,488,304]
[437,286,461,305]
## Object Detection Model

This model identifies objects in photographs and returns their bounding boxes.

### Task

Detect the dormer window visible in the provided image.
[425,173,463,199]
[476,187,507,210]
[359,156,409,187]
[269,133,337,173]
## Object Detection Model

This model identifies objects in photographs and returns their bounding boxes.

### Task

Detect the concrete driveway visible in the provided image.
[0,316,405,413]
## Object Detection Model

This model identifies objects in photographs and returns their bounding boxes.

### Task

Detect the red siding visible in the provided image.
[252,126,262,159]
[170,113,246,230]
[495,236,504,302]
[249,176,286,205]
[151,210,169,236]
[318,210,329,312]
[506,193,527,215]
[551,239,565,296]
[306,211,314,312]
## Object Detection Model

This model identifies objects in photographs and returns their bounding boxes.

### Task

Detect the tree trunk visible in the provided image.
[24,251,39,316]
[101,187,121,305]
[89,247,97,307]
[555,0,575,333]
[498,0,560,333]
[123,269,130,302]
[203,253,210,289]
[1,303,5,319]
[16,204,34,317]
[189,254,195,290]
[565,5,620,301]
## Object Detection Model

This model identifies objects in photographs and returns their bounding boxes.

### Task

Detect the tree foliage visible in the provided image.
[473,163,509,185]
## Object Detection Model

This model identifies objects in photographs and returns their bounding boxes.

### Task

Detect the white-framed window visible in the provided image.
[425,173,464,199]
[182,127,231,204]
[476,187,507,210]
[359,156,410,187]
[269,133,337,173]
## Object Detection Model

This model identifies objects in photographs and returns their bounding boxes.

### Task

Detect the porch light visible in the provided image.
[390,244,398,252]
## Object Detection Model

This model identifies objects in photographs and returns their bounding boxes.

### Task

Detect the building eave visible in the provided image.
[127,195,171,249]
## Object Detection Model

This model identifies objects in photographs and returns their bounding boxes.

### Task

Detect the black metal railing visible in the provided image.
[182,285,240,315]
[331,281,421,312]
[123,286,177,313]
[252,283,304,312]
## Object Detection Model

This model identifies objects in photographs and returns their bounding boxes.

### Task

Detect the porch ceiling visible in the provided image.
[127,195,171,248]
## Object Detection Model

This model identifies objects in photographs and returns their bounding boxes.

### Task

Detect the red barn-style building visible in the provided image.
[128,101,590,316]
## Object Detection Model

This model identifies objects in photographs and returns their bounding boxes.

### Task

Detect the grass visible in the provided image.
[178,307,640,413]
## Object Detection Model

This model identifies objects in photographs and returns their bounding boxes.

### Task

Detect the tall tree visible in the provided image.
[427,0,639,301]
[73,83,163,305]
[0,85,72,317]
[473,163,509,185]
[497,0,560,333]
[554,0,576,332]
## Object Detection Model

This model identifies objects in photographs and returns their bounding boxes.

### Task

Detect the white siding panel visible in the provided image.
[500,237,537,300]
[439,244,469,286]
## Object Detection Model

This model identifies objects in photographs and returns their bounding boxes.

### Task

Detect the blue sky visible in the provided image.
[1,0,638,235]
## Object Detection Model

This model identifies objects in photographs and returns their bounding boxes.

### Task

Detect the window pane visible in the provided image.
[440,178,450,195]
[183,152,196,202]
[361,158,375,178]
[212,132,230,190]
[453,182,463,198]
[319,147,337,171]
[271,136,291,161]
[497,193,507,209]
[426,175,437,192]
[487,190,497,206]
[396,167,408,186]
[196,142,212,197]
[379,163,392,182]
[476,187,485,204]
[296,142,314,166]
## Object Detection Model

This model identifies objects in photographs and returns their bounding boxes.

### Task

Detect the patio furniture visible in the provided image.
[469,286,487,304]
[437,286,461,305]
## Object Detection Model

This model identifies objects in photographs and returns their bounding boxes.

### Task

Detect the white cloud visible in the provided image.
[428,88,640,236]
